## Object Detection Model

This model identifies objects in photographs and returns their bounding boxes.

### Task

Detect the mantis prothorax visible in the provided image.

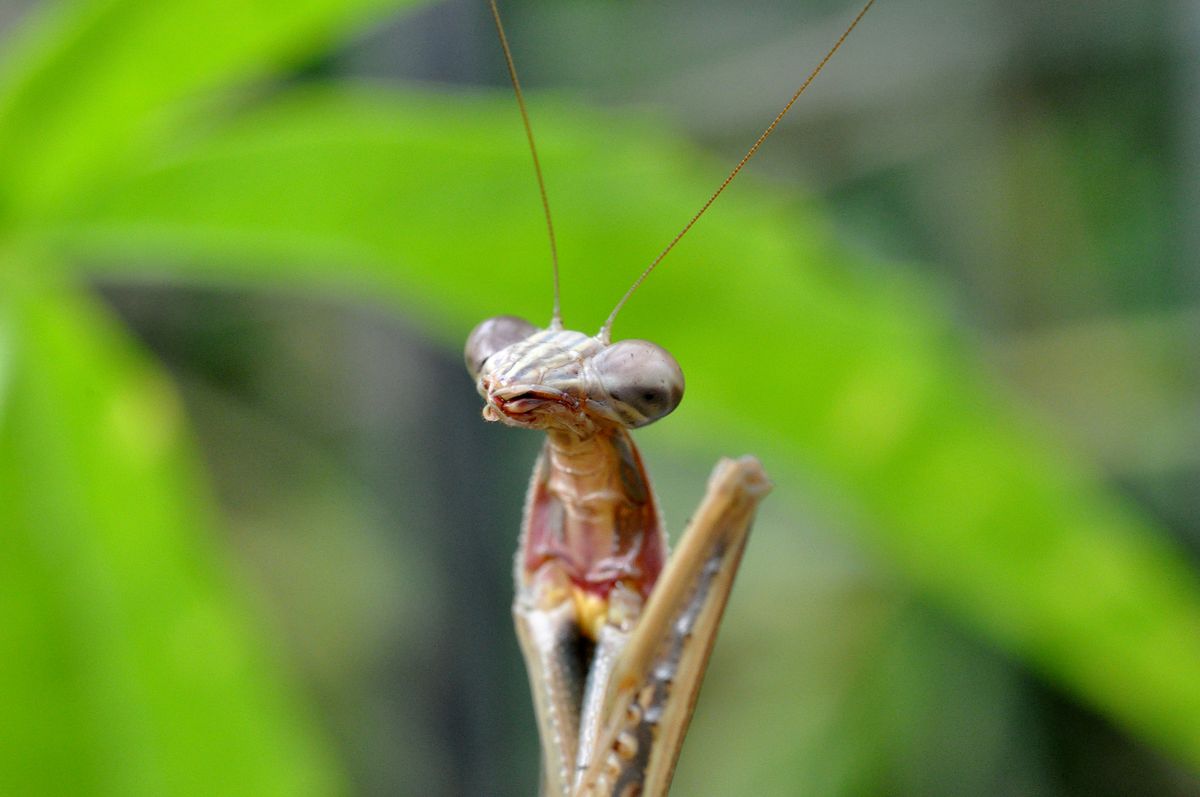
[466,3,875,794]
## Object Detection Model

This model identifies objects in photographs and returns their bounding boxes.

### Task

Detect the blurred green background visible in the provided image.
[2,0,1199,794]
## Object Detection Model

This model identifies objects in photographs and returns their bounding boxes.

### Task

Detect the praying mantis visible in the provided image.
[465,2,875,794]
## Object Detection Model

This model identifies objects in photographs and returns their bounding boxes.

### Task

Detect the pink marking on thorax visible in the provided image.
[522,428,665,600]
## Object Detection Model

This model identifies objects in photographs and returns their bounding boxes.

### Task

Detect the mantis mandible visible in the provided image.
[465,3,875,794]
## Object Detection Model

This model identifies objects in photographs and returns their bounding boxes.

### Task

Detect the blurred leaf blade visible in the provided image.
[51,84,1200,771]
[0,263,345,796]
[0,0,428,228]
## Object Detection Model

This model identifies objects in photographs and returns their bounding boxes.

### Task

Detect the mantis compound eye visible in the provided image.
[465,315,538,379]
[593,339,685,428]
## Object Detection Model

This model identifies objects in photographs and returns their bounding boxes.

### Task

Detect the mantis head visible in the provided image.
[465,315,684,434]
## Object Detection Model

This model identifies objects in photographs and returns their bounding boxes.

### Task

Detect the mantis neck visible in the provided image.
[523,426,666,610]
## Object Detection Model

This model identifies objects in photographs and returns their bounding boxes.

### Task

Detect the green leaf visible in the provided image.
[0,0,427,228]
[0,260,345,796]
[54,86,1200,769]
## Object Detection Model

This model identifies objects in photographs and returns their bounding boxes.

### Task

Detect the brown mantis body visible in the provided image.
[466,3,874,794]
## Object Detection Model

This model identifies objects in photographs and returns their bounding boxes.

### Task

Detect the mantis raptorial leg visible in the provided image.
[466,2,875,794]
[573,457,771,796]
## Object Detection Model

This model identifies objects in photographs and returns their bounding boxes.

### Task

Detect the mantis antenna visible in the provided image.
[488,0,563,330]
[598,0,877,343]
